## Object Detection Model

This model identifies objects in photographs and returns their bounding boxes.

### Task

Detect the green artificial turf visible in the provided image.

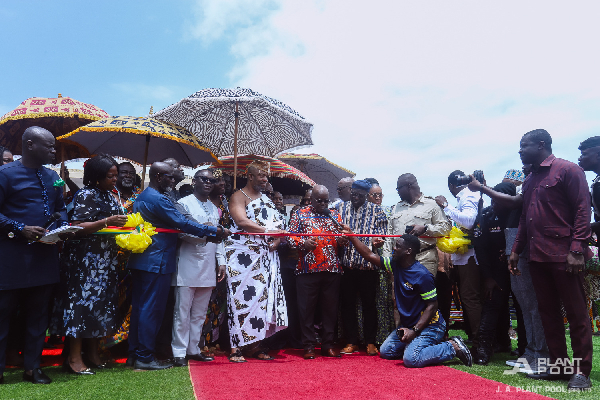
[446,328,600,400]
[0,364,195,400]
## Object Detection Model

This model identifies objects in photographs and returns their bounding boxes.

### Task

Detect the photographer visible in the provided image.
[435,170,483,348]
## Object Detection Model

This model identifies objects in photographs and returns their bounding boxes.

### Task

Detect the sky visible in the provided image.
[1,0,599,205]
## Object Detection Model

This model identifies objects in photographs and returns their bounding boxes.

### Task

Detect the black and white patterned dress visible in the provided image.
[52,188,122,338]
[225,192,288,348]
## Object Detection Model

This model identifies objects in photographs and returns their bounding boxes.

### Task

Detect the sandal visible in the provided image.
[251,350,274,361]
[228,349,247,363]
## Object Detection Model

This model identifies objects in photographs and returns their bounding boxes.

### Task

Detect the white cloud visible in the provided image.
[187,0,600,203]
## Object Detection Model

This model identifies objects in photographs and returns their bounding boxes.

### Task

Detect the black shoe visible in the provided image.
[475,347,492,365]
[23,368,52,384]
[510,349,521,357]
[526,371,571,381]
[125,356,136,367]
[134,359,173,370]
[62,361,96,375]
[450,336,472,367]
[83,356,111,369]
[567,374,592,390]
[172,357,188,367]
[0,374,4,384]
[187,353,214,362]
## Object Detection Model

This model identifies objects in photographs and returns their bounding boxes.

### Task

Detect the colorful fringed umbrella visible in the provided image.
[278,153,355,195]
[153,87,314,188]
[57,116,217,187]
[214,154,315,187]
[0,94,109,160]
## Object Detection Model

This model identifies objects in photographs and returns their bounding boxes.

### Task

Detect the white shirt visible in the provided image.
[172,194,226,287]
[444,187,480,265]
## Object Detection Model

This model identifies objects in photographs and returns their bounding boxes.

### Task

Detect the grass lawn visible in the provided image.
[447,328,600,400]
[0,363,195,400]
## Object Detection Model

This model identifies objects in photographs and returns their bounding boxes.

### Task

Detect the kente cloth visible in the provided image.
[224,194,287,348]
[339,200,388,270]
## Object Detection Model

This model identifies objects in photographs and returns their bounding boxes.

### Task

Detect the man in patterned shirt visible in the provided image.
[288,185,348,359]
[342,228,473,368]
[339,180,388,356]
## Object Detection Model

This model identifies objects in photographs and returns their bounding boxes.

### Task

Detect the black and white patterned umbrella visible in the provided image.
[153,88,313,158]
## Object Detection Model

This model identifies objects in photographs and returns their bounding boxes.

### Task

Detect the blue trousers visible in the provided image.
[0,284,54,374]
[380,316,455,367]
[128,270,172,363]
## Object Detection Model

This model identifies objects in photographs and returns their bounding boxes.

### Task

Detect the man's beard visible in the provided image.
[120,178,134,188]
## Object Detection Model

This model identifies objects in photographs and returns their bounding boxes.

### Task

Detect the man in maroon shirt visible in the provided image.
[509,129,592,390]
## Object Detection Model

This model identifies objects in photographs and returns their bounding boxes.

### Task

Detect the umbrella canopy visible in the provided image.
[153,88,314,188]
[57,115,217,168]
[278,153,355,195]
[154,88,313,157]
[0,95,109,159]
[214,154,316,187]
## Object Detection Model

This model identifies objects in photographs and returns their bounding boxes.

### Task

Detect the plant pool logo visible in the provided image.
[503,358,582,375]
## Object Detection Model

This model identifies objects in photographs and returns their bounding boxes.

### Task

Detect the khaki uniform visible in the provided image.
[382,195,451,276]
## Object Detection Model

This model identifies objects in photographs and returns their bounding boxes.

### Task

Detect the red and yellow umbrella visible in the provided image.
[215,154,315,186]
[0,94,109,160]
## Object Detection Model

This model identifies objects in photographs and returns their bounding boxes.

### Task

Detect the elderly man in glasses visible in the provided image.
[339,180,388,356]
[170,169,228,366]
[288,185,348,359]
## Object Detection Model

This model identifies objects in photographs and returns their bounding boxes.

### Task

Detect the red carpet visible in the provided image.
[189,348,550,400]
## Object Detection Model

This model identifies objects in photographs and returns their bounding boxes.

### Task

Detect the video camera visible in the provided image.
[454,170,485,186]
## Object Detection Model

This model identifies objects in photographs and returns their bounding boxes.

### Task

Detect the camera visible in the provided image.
[405,225,414,234]
[454,170,485,186]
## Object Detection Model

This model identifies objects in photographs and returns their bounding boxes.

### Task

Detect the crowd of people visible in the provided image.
[0,127,597,391]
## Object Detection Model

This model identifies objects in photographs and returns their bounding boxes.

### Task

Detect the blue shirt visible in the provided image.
[381,256,440,328]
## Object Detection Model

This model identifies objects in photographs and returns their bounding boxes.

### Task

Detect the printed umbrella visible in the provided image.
[278,153,355,195]
[0,94,109,160]
[153,87,313,188]
[213,154,315,196]
[57,116,217,187]
[214,154,315,186]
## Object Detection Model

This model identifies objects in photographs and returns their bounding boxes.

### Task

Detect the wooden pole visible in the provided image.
[141,134,150,189]
[60,142,66,196]
[233,101,239,189]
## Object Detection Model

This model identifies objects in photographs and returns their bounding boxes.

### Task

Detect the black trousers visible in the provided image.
[0,284,54,374]
[296,272,341,349]
[435,270,453,338]
[341,268,378,345]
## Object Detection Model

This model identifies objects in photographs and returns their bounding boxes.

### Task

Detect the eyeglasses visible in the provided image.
[198,176,218,184]
[396,183,412,192]
[350,191,366,197]
[369,193,383,199]
[313,198,329,204]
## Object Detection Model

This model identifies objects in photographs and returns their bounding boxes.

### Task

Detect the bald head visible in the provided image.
[397,173,421,203]
[21,126,56,167]
[311,185,329,213]
[149,162,175,193]
[337,177,354,202]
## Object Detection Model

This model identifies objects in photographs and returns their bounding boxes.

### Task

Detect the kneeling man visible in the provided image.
[342,228,473,368]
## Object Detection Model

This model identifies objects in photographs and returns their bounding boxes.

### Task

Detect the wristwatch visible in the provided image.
[412,325,420,333]
[570,250,583,255]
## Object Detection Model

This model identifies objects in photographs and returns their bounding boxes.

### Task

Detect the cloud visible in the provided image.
[185,0,600,203]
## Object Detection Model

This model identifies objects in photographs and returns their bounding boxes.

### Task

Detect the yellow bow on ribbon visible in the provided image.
[114,213,157,253]
[436,226,471,254]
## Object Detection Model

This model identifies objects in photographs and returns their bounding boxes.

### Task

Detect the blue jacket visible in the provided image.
[0,161,68,290]
[128,187,218,274]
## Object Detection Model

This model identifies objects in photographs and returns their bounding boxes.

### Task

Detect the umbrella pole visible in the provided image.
[233,101,239,190]
[60,143,66,196]
[141,134,150,190]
